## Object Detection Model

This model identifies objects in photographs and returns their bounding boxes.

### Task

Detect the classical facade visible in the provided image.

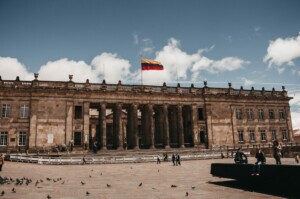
[0,75,294,151]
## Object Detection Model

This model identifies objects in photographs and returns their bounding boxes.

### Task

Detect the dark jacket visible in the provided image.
[255,152,266,164]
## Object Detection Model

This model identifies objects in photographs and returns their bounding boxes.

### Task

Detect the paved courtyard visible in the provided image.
[0,157,297,199]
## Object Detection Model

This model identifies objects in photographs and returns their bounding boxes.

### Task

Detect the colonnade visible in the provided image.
[94,103,196,150]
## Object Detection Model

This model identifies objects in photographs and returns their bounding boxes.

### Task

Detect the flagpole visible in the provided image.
[140,57,143,85]
[141,68,143,85]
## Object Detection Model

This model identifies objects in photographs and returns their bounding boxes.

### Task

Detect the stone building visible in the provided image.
[0,74,294,151]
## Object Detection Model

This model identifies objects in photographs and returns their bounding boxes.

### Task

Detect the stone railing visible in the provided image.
[0,77,289,99]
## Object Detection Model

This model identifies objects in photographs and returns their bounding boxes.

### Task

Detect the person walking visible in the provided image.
[0,153,4,172]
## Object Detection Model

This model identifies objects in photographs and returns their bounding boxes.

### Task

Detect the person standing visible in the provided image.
[295,154,299,164]
[172,154,176,166]
[82,155,87,165]
[0,153,4,172]
[177,154,181,165]
[272,140,282,165]
[156,155,161,164]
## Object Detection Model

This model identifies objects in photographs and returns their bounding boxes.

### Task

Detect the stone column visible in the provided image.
[148,104,155,149]
[191,105,197,147]
[29,99,38,148]
[177,105,185,148]
[163,104,170,148]
[83,102,90,150]
[65,101,73,145]
[100,103,107,150]
[114,103,123,150]
[131,104,139,149]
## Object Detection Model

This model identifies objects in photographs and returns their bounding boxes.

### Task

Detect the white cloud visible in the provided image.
[0,57,32,80]
[290,91,300,129]
[264,33,300,69]
[0,38,249,86]
[91,52,131,84]
[241,77,255,86]
[39,58,99,82]
[141,38,249,85]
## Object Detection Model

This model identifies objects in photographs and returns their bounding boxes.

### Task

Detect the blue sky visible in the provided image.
[0,0,300,128]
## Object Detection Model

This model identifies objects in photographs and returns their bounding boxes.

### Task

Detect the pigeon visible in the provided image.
[46,178,51,181]
[86,191,90,195]
[139,182,142,187]
[47,194,51,199]
[186,192,189,196]
[12,188,16,193]
[35,180,39,186]
[191,186,195,190]
[171,185,177,188]
[106,184,111,188]
[81,181,85,185]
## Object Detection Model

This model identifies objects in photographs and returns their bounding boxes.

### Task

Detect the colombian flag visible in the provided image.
[141,58,164,70]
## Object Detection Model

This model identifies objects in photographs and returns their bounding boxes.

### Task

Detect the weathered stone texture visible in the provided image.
[0,78,294,151]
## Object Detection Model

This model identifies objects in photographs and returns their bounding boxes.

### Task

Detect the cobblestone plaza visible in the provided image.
[0,158,296,199]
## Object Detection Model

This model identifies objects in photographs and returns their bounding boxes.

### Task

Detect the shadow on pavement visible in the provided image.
[208,180,300,198]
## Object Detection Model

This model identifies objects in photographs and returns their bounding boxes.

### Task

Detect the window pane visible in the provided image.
[236,109,242,120]
[19,132,27,146]
[0,132,8,146]
[2,104,10,118]
[269,109,275,119]
[75,106,82,119]
[20,104,29,118]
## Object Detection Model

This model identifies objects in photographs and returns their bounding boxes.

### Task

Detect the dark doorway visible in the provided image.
[199,131,205,144]
[74,132,82,146]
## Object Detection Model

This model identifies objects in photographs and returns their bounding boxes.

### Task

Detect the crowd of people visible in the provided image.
[231,139,300,176]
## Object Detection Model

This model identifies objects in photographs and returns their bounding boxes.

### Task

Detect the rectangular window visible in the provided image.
[271,130,277,141]
[236,109,242,120]
[238,131,244,142]
[19,132,27,146]
[247,109,253,120]
[198,108,204,120]
[279,109,285,120]
[258,109,264,120]
[20,104,29,119]
[282,129,287,140]
[0,132,8,146]
[2,104,10,118]
[249,130,255,142]
[75,106,82,119]
[269,109,275,120]
[260,130,266,141]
